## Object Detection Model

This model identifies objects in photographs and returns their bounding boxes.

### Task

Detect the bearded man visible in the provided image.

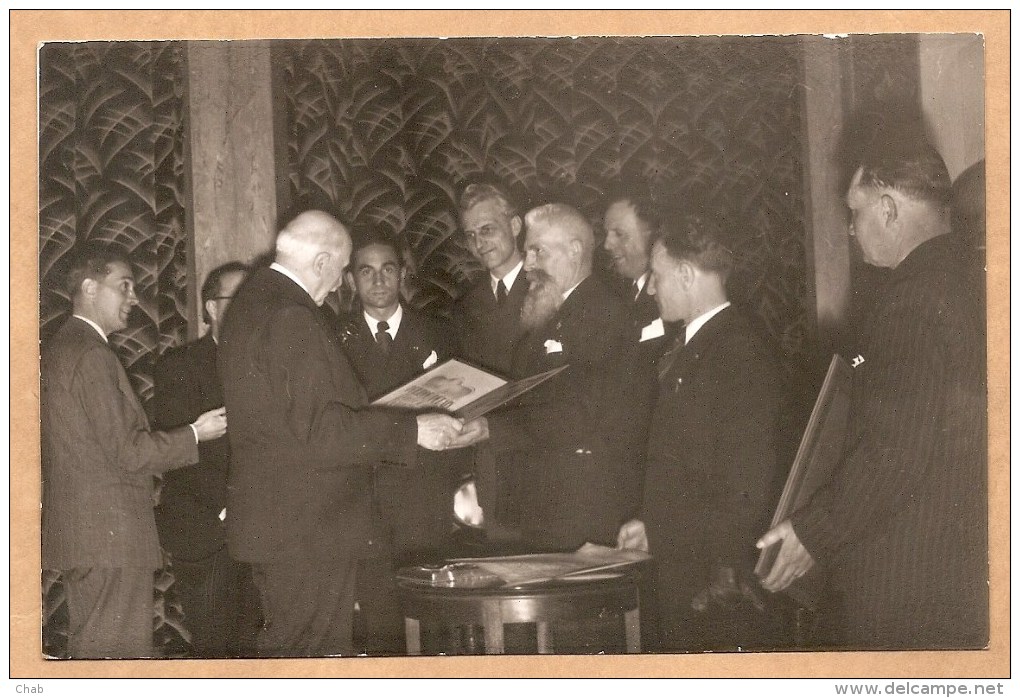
[453,203,643,551]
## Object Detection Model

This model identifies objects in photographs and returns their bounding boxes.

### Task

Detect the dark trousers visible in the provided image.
[353,558,406,656]
[376,462,457,567]
[172,547,261,657]
[63,566,154,659]
[252,558,358,657]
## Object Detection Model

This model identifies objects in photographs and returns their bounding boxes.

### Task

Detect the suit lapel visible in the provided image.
[658,306,736,383]
[69,318,146,426]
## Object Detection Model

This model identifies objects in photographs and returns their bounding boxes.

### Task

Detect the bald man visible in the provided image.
[218,210,463,657]
[456,204,643,552]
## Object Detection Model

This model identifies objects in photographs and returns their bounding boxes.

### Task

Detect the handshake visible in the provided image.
[415,414,490,451]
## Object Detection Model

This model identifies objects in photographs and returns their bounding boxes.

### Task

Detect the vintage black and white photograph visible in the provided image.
[16,10,1004,680]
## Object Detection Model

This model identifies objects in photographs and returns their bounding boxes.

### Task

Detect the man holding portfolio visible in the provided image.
[758,133,988,649]
[452,203,643,552]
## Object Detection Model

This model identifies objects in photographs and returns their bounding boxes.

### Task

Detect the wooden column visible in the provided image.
[799,37,851,352]
[183,40,282,338]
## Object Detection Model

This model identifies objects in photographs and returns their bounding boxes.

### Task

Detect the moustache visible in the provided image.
[526,269,554,287]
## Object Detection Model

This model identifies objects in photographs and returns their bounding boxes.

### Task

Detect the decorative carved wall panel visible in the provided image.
[279,37,810,372]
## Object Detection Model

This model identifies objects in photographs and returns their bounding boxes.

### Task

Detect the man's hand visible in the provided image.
[416,413,464,450]
[192,407,227,441]
[616,519,648,552]
[756,519,815,592]
[445,417,489,449]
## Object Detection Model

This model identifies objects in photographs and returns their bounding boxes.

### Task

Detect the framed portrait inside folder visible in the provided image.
[370,358,567,421]
[755,354,853,609]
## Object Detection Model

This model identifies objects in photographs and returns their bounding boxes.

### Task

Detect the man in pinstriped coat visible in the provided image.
[41,244,227,658]
[759,133,988,648]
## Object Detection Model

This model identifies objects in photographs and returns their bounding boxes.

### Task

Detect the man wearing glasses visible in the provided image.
[152,261,259,657]
[451,181,531,543]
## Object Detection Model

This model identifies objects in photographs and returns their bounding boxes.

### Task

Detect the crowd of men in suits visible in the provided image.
[41,132,987,658]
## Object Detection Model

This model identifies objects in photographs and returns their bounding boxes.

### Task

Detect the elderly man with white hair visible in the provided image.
[219,210,463,657]
[455,203,644,554]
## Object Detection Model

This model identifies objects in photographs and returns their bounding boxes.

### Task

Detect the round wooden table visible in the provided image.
[397,571,642,655]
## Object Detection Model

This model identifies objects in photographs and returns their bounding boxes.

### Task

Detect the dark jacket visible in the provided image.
[339,306,468,562]
[452,270,528,376]
[218,267,419,563]
[487,273,644,549]
[151,333,231,562]
[642,305,785,649]
[42,317,198,569]
[792,234,988,648]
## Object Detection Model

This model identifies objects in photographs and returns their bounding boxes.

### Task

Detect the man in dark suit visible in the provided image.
[41,244,227,658]
[338,229,467,653]
[602,184,676,519]
[616,213,786,652]
[451,182,530,537]
[218,210,463,657]
[340,230,462,561]
[152,261,259,657]
[452,181,528,375]
[454,203,643,552]
[758,134,988,649]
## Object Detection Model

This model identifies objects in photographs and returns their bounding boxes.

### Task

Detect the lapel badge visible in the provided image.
[851,354,865,368]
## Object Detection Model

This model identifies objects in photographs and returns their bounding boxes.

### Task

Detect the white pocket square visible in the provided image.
[640,317,665,342]
[422,350,439,369]
[544,339,564,354]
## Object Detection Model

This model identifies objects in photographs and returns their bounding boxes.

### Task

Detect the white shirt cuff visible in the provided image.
[189,423,199,443]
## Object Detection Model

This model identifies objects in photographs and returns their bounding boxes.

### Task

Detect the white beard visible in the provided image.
[520,270,563,330]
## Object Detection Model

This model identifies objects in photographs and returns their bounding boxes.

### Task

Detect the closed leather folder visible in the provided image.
[755,354,853,609]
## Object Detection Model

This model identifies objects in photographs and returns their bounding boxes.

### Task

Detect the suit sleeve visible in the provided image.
[267,304,419,468]
[705,347,783,568]
[76,345,198,475]
[791,298,951,563]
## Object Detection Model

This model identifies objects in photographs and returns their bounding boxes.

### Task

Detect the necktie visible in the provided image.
[496,280,508,305]
[657,334,685,382]
[375,320,392,355]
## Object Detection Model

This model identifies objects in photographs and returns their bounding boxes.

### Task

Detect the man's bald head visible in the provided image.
[275,210,352,305]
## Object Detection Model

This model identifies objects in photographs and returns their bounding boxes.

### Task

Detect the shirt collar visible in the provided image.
[73,314,107,342]
[490,260,524,296]
[684,301,731,345]
[364,304,402,339]
[562,278,584,301]
[270,262,313,300]
[633,271,649,298]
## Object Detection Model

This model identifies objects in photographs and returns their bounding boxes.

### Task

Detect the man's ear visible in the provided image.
[204,298,218,325]
[569,238,583,259]
[312,250,330,277]
[81,278,98,299]
[678,260,696,288]
[880,193,898,226]
[344,269,355,290]
[510,215,523,239]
